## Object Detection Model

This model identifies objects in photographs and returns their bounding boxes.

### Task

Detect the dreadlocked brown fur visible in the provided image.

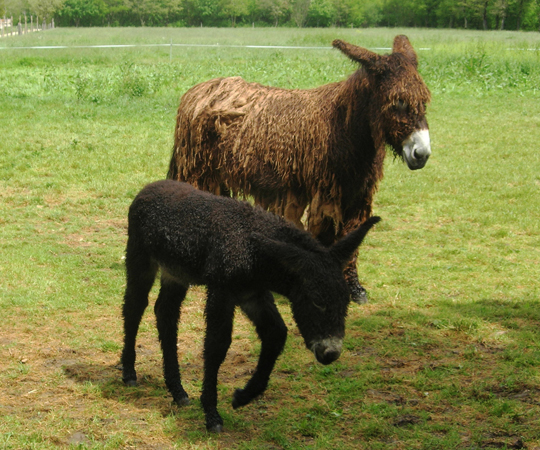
[168,35,431,303]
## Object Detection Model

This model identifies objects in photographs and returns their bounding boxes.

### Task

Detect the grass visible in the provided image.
[1,27,540,449]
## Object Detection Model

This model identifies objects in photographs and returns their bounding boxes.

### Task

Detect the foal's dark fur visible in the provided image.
[121,180,380,432]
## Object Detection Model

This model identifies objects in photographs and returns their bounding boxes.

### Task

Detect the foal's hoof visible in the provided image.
[232,388,251,409]
[205,414,224,433]
[174,396,190,407]
[207,423,223,433]
[350,285,368,304]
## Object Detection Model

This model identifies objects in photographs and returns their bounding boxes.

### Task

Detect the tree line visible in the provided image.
[2,0,540,31]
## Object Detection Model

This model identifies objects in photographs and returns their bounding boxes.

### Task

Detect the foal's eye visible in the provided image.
[394,99,408,112]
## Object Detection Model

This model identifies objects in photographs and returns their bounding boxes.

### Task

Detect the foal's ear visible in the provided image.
[251,233,308,274]
[392,35,418,68]
[332,40,383,74]
[329,217,381,267]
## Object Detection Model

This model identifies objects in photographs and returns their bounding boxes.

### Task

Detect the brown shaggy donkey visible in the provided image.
[168,35,431,303]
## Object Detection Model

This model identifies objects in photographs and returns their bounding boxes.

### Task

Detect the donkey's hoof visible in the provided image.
[124,379,137,387]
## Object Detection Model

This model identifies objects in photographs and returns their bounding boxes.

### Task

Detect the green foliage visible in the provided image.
[2,0,540,30]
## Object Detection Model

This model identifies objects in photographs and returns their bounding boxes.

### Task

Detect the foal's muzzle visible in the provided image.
[311,337,343,365]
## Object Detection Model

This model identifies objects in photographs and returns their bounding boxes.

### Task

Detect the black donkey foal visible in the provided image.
[121,180,380,432]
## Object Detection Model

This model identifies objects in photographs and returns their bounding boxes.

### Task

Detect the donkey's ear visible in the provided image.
[392,35,418,67]
[251,233,308,274]
[332,40,383,73]
[329,217,381,267]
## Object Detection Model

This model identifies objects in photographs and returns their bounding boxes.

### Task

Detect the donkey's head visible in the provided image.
[255,217,380,365]
[333,36,432,170]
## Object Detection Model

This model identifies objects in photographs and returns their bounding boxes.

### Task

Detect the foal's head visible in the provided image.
[256,217,381,365]
[334,35,432,170]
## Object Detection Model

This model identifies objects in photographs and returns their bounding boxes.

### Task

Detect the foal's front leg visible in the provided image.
[200,288,236,433]
[233,291,287,409]
[154,276,189,406]
[121,246,157,386]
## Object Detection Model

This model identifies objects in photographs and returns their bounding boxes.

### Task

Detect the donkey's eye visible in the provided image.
[395,99,408,112]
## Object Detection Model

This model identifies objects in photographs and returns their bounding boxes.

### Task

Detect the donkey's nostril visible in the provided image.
[413,147,430,160]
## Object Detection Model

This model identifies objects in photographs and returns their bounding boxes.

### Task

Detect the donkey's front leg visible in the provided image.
[343,252,368,304]
[200,288,236,433]
[341,212,372,304]
[233,291,287,409]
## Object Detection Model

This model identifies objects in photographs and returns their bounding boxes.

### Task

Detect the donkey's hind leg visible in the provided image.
[154,273,189,406]
[233,291,288,409]
[121,243,158,386]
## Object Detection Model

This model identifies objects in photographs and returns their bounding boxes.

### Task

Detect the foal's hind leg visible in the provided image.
[121,244,158,386]
[233,291,288,409]
[154,274,189,406]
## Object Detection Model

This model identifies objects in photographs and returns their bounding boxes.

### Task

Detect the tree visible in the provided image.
[307,0,335,27]
[331,0,352,26]
[381,0,421,26]
[456,0,488,28]
[127,0,151,26]
[480,0,490,29]
[57,0,105,26]
[435,0,460,27]
[514,0,528,28]
[258,0,290,26]
[220,0,249,26]
[291,0,309,27]
[537,0,540,30]
[182,0,220,26]
[491,0,509,28]
[103,0,129,26]
[348,0,383,27]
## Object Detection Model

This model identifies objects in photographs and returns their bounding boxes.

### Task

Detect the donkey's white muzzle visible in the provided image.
[403,129,431,170]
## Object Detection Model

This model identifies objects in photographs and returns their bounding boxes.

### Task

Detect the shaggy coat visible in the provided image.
[121,180,380,432]
[168,35,430,302]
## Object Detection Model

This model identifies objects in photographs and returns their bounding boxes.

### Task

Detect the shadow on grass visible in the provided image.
[62,361,179,414]
[61,361,277,444]
[447,298,540,323]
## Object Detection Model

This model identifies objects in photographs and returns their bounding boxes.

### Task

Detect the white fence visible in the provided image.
[0,16,54,38]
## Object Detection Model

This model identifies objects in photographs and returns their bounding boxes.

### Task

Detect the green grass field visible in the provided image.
[1,27,539,449]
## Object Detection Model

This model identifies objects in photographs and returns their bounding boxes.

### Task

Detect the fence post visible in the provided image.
[18,17,21,35]
[24,14,27,34]
[52,18,54,29]
[31,15,33,32]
